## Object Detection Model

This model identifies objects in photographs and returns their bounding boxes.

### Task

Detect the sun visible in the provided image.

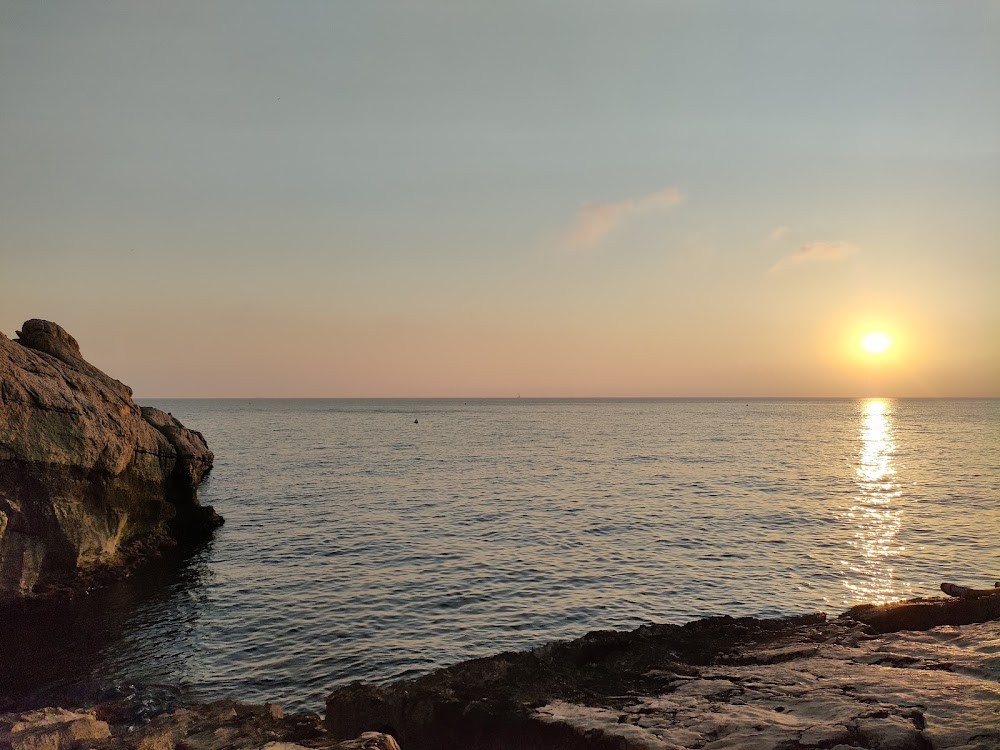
[860,331,892,355]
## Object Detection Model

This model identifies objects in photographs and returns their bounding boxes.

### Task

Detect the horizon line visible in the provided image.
[133,395,999,401]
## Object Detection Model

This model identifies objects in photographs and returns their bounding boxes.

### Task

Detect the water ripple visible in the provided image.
[1,398,997,714]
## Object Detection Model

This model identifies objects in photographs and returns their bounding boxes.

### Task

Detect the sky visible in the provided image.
[1,1,997,397]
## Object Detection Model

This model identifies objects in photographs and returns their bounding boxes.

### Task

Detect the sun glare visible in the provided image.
[860,331,892,355]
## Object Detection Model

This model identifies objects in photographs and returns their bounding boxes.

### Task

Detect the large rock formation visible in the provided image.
[325,596,1000,750]
[0,319,222,601]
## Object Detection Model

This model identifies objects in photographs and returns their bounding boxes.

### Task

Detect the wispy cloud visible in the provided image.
[768,241,859,274]
[769,225,790,240]
[564,187,684,249]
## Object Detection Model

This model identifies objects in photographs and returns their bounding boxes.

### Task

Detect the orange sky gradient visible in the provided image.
[2,3,997,397]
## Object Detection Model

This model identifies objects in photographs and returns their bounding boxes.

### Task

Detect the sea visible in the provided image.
[2,398,998,713]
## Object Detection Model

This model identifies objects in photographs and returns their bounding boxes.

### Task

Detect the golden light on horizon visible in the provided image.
[860,331,892,355]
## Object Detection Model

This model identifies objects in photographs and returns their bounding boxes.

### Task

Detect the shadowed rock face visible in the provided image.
[0,319,222,601]
[847,594,1000,633]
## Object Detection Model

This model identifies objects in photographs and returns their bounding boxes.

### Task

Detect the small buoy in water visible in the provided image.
[414,419,419,424]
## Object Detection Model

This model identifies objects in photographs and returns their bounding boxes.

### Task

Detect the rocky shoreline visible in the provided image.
[323,595,1000,750]
[3,595,999,750]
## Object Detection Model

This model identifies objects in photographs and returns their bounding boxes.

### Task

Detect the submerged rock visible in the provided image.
[0,319,222,602]
[325,599,1000,749]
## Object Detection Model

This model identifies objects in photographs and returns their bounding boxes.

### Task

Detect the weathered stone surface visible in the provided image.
[325,598,1000,749]
[1,702,399,750]
[0,707,110,750]
[533,620,1000,749]
[0,320,222,601]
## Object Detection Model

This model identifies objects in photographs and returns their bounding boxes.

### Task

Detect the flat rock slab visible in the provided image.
[325,599,1000,750]
[534,621,1000,749]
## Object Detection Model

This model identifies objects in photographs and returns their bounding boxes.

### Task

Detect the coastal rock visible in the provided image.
[0,702,399,750]
[0,320,222,601]
[325,599,1000,749]
[0,707,110,750]
[846,593,1000,633]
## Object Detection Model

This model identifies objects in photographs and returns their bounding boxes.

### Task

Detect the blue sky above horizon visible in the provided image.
[1,1,998,397]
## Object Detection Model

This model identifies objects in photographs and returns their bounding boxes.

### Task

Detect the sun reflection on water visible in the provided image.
[841,398,909,604]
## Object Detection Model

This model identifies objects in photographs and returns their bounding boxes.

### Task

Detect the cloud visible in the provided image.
[564,187,684,249]
[768,241,859,274]
[769,225,790,240]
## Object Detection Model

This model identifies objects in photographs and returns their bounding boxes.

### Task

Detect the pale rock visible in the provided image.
[0,708,109,750]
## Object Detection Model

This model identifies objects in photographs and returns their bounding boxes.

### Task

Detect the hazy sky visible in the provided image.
[2,2,997,397]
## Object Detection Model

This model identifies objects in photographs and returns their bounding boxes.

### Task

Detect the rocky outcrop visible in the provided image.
[0,701,399,750]
[0,319,222,602]
[0,707,110,750]
[325,597,1000,749]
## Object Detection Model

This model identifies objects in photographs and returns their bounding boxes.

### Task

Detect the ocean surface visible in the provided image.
[2,398,998,713]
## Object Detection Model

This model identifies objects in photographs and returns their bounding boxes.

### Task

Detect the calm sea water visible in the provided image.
[2,399,998,713]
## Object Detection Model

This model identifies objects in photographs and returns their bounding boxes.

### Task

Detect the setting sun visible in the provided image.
[860,331,893,355]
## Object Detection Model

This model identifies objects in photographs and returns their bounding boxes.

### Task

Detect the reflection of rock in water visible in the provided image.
[0,543,212,714]
[842,399,908,605]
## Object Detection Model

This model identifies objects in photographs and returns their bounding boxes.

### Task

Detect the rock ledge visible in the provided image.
[325,596,1000,750]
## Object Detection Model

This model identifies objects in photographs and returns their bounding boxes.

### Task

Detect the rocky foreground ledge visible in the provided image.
[323,595,1000,750]
[4,596,997,750]
[0,320,222,602]
[0,702,400,750]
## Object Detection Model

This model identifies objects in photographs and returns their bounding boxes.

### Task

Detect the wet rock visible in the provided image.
[325,602,1000,749]
[0,320,222,602]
